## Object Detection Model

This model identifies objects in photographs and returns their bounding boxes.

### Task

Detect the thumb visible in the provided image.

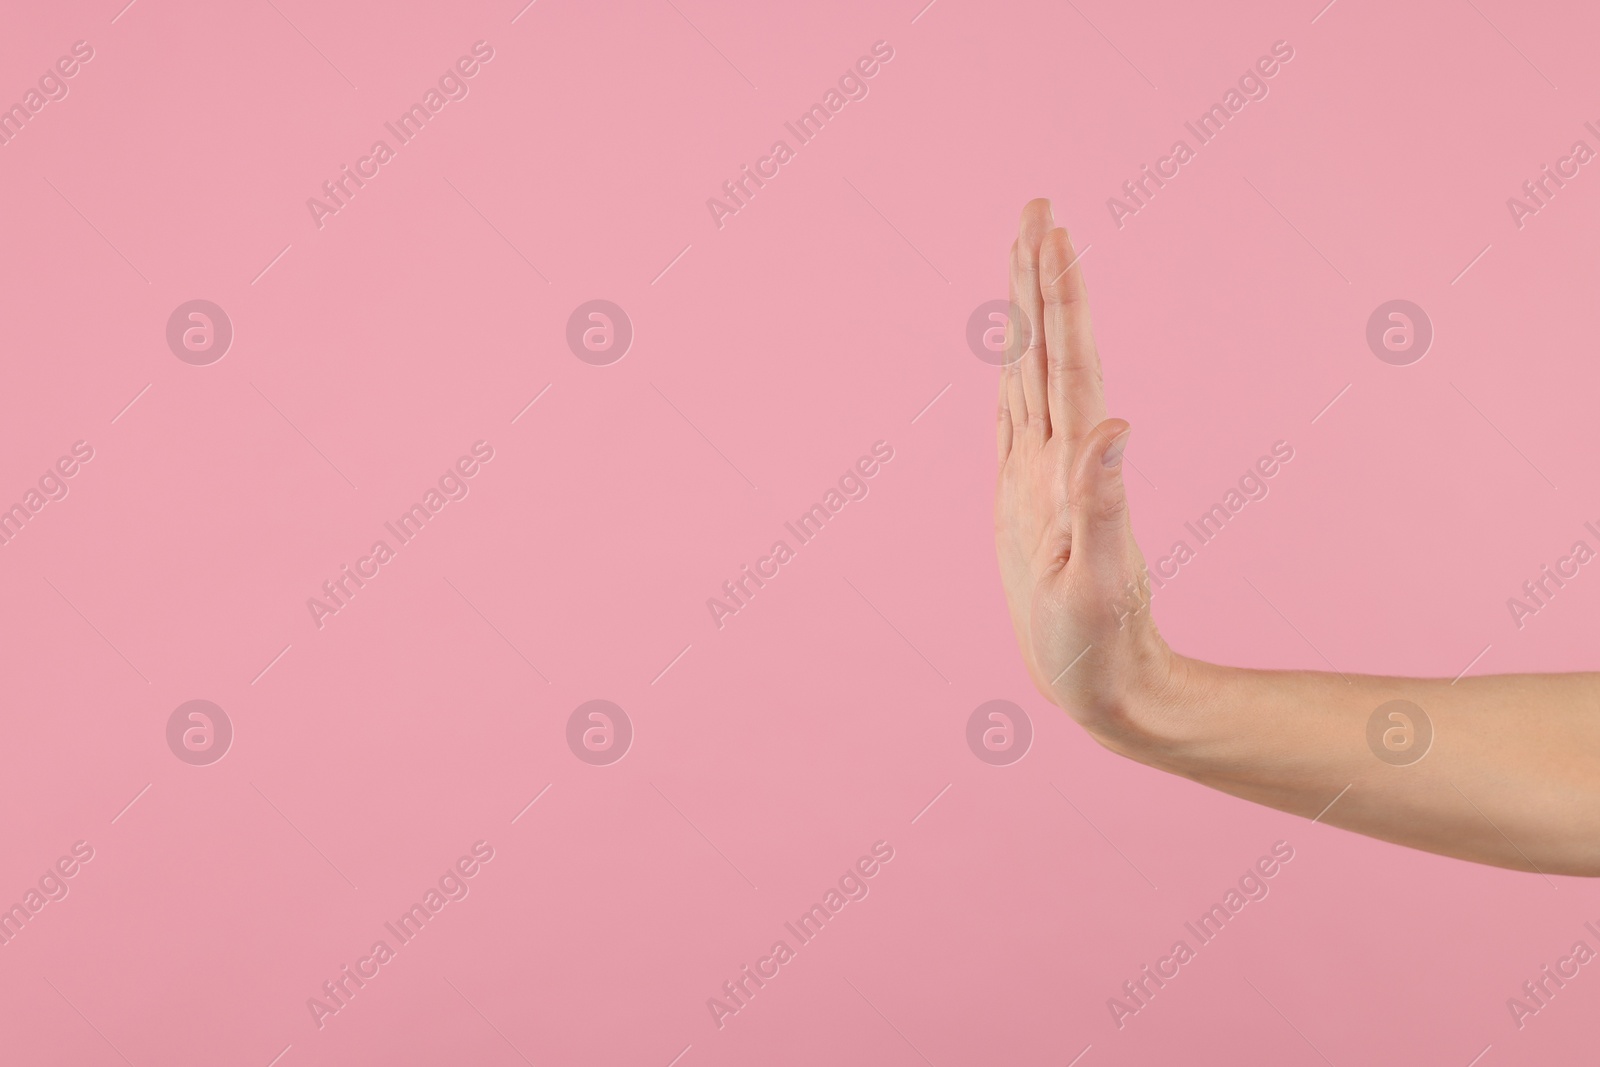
[1070,418,1134,570]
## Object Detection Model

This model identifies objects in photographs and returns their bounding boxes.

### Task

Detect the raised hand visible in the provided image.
[993,200,1600,876]
[993,199,1176,743]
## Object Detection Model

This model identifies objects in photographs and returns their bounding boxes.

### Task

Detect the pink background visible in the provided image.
[2,0,1598,1063]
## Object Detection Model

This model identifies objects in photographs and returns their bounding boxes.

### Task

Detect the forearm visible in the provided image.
[1102,656,1600,877]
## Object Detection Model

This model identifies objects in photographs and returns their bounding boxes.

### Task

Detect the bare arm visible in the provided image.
[994,199,1600,877]
[1122,659,1600,876]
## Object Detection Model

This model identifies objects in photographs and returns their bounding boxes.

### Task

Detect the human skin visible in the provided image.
[994,198,1600,878]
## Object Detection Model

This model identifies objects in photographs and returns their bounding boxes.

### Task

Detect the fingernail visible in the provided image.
[1102,430,1130,468]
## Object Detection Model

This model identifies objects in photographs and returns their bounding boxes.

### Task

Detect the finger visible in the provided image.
[997,365,1013,465]
[1040,227,1107,441]
[1004,240,1029,431]
[1012,199,1054,438]
[1005,344,1028,443]
[1068,418,1134,570]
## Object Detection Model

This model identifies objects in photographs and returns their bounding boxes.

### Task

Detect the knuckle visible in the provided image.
[1097,488,1128,523]
[1012,244,1039,278]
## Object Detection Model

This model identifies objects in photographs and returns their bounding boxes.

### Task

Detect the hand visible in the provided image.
[993,199,1177,745]
[993,200,1600,875]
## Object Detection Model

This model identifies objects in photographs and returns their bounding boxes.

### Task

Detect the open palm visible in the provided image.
[993,200,1173,737]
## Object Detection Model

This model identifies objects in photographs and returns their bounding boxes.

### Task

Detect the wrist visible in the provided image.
[1089,648,1223,773]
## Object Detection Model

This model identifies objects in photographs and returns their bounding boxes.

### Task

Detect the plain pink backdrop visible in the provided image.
[1,0,1598,1063]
